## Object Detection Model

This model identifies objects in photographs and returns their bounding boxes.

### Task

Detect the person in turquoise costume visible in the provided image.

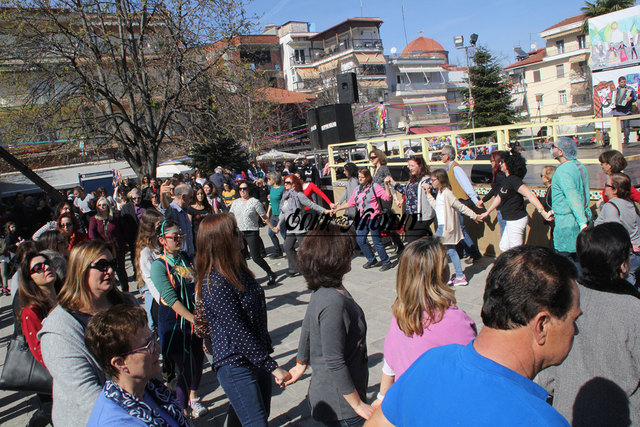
[549,136,591,261]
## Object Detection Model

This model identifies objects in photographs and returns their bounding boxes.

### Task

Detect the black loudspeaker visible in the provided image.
[305,108,320,150]
[337,72,359,104]
[307,103,355,150]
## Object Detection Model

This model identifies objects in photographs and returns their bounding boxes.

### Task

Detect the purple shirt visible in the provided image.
[384,305,477,378]
[134,205,145,221]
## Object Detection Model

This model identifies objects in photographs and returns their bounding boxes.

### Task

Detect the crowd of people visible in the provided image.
[0,135,639,426]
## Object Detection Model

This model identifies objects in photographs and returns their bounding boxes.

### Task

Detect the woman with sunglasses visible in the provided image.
[89,197,129,292]
[149,219,206,417]
[195,214,291,426]
[57,211,88,252]
[86,305,190,427]
[230,180,277,286]
[369,148,405,253]
[38,240,133,426]
[271,174,332,277]
[16,252,61,426]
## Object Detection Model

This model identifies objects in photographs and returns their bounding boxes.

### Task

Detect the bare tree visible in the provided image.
[0,0,252,177]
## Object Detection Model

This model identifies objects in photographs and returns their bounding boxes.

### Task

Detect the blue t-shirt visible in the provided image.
[381,342,569,427]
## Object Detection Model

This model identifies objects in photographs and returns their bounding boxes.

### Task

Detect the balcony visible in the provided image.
[396,82,448,92]
[310,38,383,60]
[289,55,314,65]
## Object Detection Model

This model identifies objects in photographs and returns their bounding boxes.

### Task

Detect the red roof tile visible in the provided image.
[504,48,546,70]
[262,87,316,104]
[542,14,585,33]
[401,37,446,56]
[310,18,383,41]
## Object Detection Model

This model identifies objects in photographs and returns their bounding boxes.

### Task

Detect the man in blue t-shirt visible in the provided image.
[366,246,582,427]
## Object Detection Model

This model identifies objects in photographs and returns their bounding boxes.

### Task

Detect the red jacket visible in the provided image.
[601,185,640,204]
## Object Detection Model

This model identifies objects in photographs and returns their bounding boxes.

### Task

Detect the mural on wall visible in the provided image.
[589,5,640,71]
[592,67,640,117]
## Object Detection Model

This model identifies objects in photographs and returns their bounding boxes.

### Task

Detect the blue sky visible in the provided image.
[244,0,635,66]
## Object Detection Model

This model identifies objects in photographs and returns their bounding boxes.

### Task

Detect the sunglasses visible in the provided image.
[163,233,185,240]
[239,187,249,191]
[30,260,51,275]
[89,259,117,273]
[369,155,377,159]
[120,332,159,357]
[605,183,615,189]
[284,181,293,185]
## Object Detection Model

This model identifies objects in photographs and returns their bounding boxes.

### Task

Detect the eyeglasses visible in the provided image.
[163,233,185,241]
[120,332,159,357]
[239,187,249,191]
[60,222,74,229]
[89,259,117,273]
[30,260,51,275]
[605,183,615,189]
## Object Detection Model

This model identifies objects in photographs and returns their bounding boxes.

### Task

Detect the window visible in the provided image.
[556,64,564,78]
[577,35,586,49]
[294,49,305,63]
[397,75,403,84]
[536,94,543,107]
[559,90,567,105]
[556,40,565,54]
[533,70,541,82]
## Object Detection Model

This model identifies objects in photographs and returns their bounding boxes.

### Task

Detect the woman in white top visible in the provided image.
[425,169,481,287]
[134,209,164,330]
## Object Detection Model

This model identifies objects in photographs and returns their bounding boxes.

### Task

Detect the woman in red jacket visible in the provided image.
[57,212,88,252]
[295,171,333,209]
[599,149,640,207]
[88,197,129,292]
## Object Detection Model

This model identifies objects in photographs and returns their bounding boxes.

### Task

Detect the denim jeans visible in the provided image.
[436,225,464,278]
[268,215,286,253]
[455,210,482,259]
[216,364,272,427]
[355,220,390,265]
[496,210,507,236]
[628,253,640,288]
[140,286,155,331]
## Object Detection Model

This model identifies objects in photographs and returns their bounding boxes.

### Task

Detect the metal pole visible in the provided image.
[465,46,476,145]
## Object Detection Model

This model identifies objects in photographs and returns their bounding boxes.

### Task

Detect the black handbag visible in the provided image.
[0,334,53,395]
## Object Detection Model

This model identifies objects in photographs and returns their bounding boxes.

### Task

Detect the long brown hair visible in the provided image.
[431,169,451,191]
[392,238,456,336]
[18,252,58,318]
[57,240,125,313]
[408,156,430,183]
[490,151,505,183]
[195,214,253,295]
[134,209,164,288]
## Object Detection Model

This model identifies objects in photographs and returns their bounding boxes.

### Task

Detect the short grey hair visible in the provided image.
[128,188,141,198]
[267,171,282,186]
[215,166,223,173]
[174,183,192,198]
[556,136,577,160]
[442,145,456,159]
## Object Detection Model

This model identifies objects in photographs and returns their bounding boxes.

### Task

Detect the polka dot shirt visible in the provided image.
[202,269,277,372]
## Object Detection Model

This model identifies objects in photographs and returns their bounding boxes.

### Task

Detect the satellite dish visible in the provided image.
[390,47,398,55]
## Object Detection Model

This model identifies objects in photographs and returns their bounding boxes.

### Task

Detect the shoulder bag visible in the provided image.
[0,334,53,395]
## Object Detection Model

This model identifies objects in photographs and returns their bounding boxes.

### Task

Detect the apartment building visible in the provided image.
[385,36,466,131]
[504,14,592,125]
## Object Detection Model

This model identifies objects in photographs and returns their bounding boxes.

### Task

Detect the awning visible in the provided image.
[408,126,451,135]
[569,53,588,63]
[398,66,444,74]
[317,59,339,73]
[296,68,319,80]
[358,79,388,89]
[402,95,447,104]
[512,93,525,108]
[355,53,387,64]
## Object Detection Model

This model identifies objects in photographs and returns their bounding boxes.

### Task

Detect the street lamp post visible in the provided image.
[453,34,478,145]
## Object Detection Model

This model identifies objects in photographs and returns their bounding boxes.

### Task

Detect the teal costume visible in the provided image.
[550,160,591,253]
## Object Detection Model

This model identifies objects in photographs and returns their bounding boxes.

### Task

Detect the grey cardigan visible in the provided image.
[297,287,368,422]
[39,305,105,427]
[278,190,325,234]
[536,284,640,426]
[594,197,640,248]
[337,177,359,218]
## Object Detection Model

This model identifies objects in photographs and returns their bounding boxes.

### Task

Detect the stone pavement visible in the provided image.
[0,229,494,426]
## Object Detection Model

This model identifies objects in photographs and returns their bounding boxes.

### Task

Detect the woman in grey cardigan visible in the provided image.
[335,162,360,220]
[38,240,132,427]
[285,226,371,426]
[271,174,330,276]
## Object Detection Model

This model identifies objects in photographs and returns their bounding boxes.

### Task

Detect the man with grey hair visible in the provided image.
[440,144,483,262]
[549,136,591,261]
[210,166,227,191]
[164,183,194,256]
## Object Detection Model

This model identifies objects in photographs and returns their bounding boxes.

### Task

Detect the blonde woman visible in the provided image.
[373,238,477,408]
[38,240,133,426]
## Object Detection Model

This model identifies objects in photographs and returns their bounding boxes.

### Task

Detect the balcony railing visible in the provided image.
[396,82,448,91]
[310,38,383,60]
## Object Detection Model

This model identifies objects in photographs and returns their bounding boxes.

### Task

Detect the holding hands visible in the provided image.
[272,367,292,388]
